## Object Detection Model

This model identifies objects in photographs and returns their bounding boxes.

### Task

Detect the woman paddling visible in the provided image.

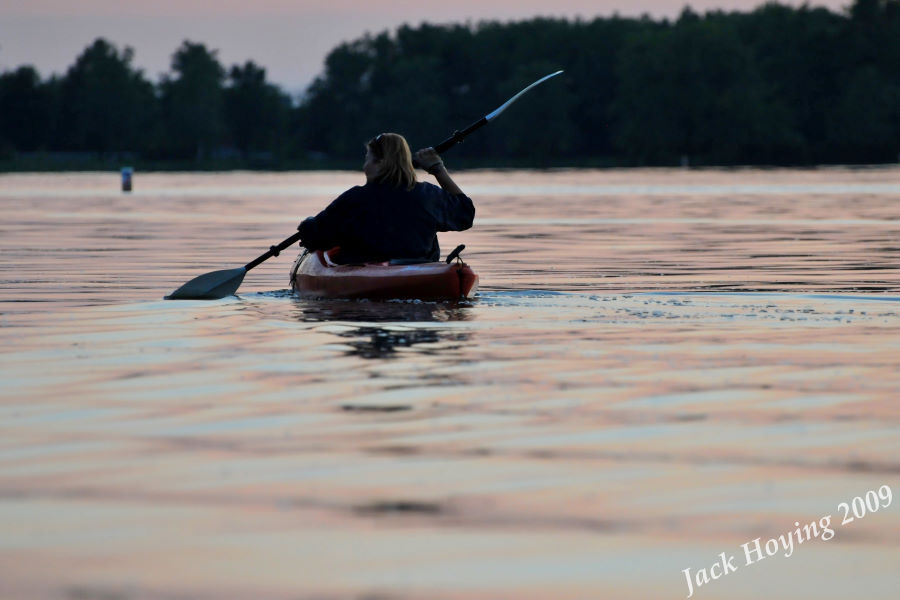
[297,133,475,264]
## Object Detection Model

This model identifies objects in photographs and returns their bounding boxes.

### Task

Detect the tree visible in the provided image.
[159,41,225,159]
[224,61,291,159]
[295,37,377,159]
[57,38,154,154]
[737,3,848,163]
[825,0,900,161]
[611,11,802,165]
[0,66,56,152]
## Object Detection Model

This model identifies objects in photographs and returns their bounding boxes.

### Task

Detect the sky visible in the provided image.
[1,0,850,96]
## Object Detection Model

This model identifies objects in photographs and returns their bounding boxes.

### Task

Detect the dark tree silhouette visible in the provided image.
[224,61,292,160]
[1,1,898,168]
[56,39,154,154]
[158,41,226,160]
[0,66,57,153]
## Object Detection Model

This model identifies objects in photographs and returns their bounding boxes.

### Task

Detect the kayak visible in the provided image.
[290,249,479,300]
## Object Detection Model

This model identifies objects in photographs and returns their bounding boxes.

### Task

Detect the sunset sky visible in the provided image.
[1,0,849,94]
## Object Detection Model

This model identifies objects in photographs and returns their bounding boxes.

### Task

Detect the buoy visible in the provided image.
[121,167,133,192]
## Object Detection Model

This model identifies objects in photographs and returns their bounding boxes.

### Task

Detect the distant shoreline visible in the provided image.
[4,155,899,174]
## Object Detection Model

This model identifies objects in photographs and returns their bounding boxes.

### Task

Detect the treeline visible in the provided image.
[1,0,899,168]
[0,40,293,167]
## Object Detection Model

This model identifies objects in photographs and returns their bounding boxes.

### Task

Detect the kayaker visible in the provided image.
[297,133,474,264]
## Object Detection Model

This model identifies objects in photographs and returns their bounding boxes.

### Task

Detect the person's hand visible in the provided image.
[414,147,444,173]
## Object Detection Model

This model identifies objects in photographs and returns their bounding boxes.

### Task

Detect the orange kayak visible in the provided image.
[290,250,478,300]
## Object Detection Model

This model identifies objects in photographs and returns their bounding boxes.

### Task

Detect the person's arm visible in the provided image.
[414,147,464,196]
[414,148,474,231]
[297,190,353,249]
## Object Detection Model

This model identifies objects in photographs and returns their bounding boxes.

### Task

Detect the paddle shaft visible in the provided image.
[421,70,563,160]
[245,231,303,271]
[433,117,488,155]
[411,117,487,169]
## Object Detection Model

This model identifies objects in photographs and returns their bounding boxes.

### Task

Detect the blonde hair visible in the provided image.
[367,133,417,190]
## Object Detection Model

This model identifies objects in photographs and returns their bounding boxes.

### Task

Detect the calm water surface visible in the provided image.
[1,169,899,599]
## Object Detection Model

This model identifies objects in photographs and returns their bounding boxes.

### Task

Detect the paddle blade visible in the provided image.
[165,267,247,300]
[485,70,564,121]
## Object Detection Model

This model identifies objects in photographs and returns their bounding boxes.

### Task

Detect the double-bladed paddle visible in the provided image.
[165,69,564,300]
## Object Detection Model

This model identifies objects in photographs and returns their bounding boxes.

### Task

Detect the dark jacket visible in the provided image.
[298,181,474,263]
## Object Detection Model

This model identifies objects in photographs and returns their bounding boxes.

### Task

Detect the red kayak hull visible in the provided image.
[290,250,479,300]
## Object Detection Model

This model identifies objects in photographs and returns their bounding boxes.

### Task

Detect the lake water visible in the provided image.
[1,169,899,599]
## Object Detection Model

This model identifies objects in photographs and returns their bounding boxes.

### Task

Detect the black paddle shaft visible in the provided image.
[418,70,564,164]
[244,230,303,271]
[430,70,562,156]
[412,117,488,168]
[433,117,488,154]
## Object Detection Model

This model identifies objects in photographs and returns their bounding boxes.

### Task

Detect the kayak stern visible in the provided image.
[290,250,478,300]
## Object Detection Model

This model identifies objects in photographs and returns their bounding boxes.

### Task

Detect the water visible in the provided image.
[1,169,899,599]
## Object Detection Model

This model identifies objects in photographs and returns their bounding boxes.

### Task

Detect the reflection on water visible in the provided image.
[236,293,475,360]
[286,295,474,324]
[291,296,472,359]
[1,170,899,600]
[335,326,469,360]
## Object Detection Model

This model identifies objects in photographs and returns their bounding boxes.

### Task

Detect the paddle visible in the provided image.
[431,70,564,155]
[165,70,564,300]
[165,231,302,299]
